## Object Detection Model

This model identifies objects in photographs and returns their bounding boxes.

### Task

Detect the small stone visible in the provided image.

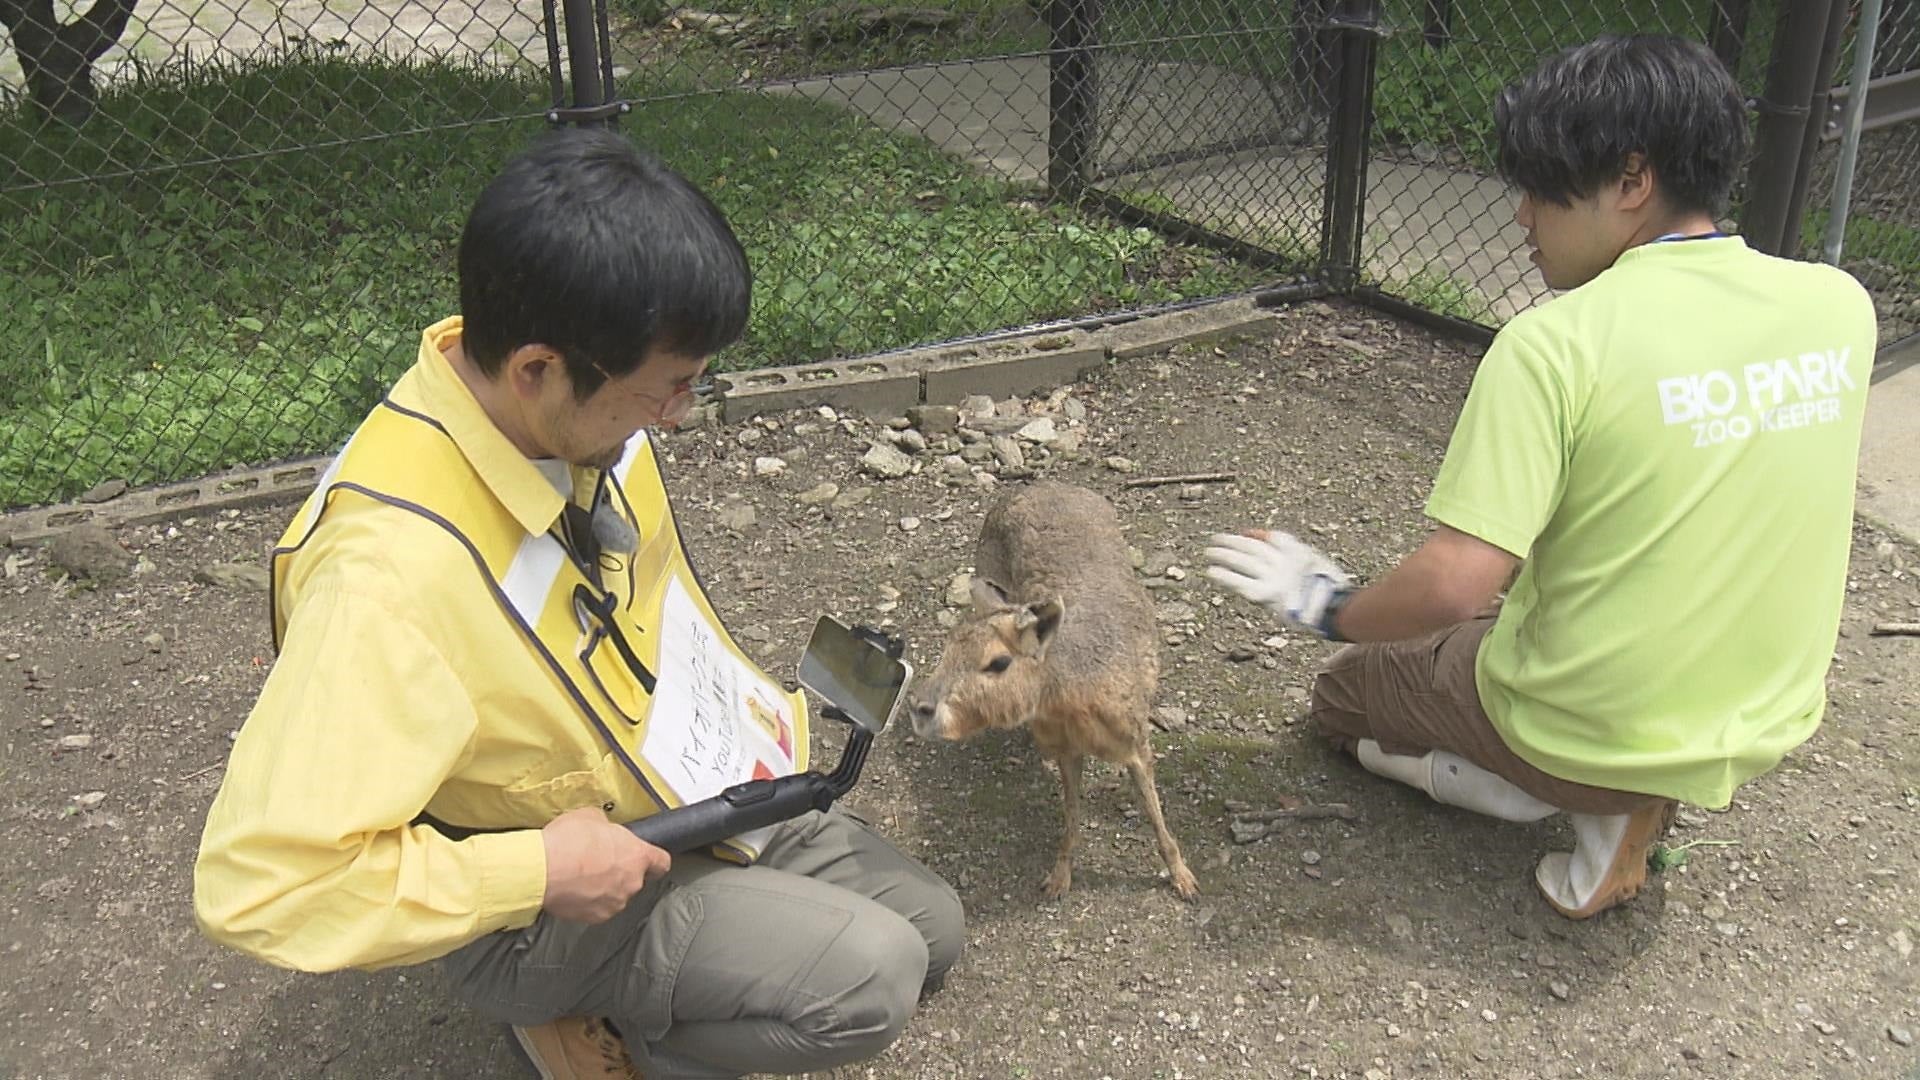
[1385,913,1413,941]
[907,405,960,435]
[1889,1026,1914,1047]
[1150,706,1187,732]
[1155,601,1196,624]
[831,487,873,511]
[1891,929,1912,959]
[960,394,995,420]
[959,444,994,464]
[1814,1020,1836,1036]
[946,574,974,608]
[78,479,128,504]
[49,524,132,583]
[58,734,93,751]
[72,791,106,810]
[1301,850,1321,866]
[1549,980,1570,1001]
[1481,1009,1498,1023]
[816,406,838,423]
[940,456,971,479]
[1015,417,1058,444]
[753,456,787,477]
[736,427,764,447]
[797,482,839,506]
[1226,645,1258,662]
[1164,566,1186,581]
[717,499,756,532]
[1063,397,1087,423]
[1702,901,1729,921]
[194,563,270,591]
[899,517,922,533]
[1179,484,1207,502]
[860,443,914,479]
[897,429,929,454]
[1715,921,1741,938]
[989,436,1025,470]
[6,653,20,662]
[1103,456,1137,474]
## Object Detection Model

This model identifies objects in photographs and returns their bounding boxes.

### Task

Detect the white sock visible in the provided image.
[1355,739,1558,823]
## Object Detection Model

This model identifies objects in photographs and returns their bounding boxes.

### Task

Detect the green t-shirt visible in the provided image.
[1426,236,1876,808]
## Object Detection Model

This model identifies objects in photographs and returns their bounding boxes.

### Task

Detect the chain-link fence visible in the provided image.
[0,0,1275,510]
[1802,0,1920,348]
[4,0,1910,513]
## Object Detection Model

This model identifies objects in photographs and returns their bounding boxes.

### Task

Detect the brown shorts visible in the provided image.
[1309,618,1665,816]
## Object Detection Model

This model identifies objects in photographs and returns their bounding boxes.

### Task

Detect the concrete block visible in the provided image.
[1096,298,1282,360]
[714,357,921,420]
[0,457,327,547]
[921,336,1108,405]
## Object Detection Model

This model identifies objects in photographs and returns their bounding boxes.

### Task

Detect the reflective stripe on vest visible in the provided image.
[270,399,810,863]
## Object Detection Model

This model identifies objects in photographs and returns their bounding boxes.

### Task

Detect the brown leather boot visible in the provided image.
[1534,799,1677,919]
[511,1017,644,1079]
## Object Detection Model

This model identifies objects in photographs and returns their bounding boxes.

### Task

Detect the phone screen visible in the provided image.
[796,616,911,733]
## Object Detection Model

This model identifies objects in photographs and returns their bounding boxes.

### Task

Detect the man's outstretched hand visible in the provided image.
[541,806,672,924]
[1203,529,1352,639]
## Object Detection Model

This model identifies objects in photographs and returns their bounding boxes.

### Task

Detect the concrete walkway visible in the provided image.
[771,55,1549,321]
[1861,341,1920,545]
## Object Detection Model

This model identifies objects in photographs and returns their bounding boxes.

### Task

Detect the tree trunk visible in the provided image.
[0,0,139,122]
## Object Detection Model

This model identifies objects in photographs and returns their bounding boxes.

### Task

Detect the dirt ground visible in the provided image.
[2,299,1917,1080]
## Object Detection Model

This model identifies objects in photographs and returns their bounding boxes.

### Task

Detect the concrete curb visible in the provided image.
[1,298,1283,546]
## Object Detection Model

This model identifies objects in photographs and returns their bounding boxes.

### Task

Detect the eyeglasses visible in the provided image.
[589,361,702,429]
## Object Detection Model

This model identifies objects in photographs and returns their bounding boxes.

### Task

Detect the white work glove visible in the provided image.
[1204,529,1353,640]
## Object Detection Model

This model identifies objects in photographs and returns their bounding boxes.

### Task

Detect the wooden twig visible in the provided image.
[176,761,224,783]
[1869,622,1920,637]
[1231,803,1359,824]
[1122,471,1238,489]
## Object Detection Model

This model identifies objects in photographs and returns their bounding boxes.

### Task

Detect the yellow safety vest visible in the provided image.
[269,396,811,864]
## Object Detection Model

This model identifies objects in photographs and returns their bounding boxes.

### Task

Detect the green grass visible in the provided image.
[0,48,1262,507]
[1802,207,1920,279]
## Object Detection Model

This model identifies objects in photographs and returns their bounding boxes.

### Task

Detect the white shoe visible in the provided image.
[1534,801,1675,919]
[1355,739,1558,823]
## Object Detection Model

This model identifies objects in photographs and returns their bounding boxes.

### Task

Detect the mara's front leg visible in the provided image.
[1043,752,1085,898]
[1124,747,1200,901]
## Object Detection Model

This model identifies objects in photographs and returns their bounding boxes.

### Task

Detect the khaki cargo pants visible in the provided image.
[440,810,964,1079]
[1310,617,1666,816]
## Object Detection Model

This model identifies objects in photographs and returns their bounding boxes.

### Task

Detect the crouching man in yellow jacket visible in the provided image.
[193,128,964,1079]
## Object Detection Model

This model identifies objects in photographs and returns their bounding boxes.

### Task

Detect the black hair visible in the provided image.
[1493,34,1749,215]
[457,127,751,399]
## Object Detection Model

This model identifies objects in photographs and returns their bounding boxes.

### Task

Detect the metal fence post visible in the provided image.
[1781,0,1854,248]
[544,0,623,126]
[1740,0,1847,254]
[1046,0,1100,198]
[1824,0,1884,262]
[1319,0,1382,292]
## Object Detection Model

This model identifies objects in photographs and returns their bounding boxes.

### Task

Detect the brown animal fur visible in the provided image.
[911,481,1199,901]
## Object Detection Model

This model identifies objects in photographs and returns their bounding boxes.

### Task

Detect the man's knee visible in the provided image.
[1309,643,1371,746]
[919,876,965,993]
[799,909,930,1059]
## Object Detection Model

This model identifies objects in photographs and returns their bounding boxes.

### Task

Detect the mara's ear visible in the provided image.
[969,575,1011,613]
[1013,596,1065,659]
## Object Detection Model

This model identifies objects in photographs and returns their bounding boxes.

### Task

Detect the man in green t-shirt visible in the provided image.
[1205,34,1876,919]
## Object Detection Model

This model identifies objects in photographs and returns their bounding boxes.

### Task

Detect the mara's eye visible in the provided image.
[984,655,1012,675]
